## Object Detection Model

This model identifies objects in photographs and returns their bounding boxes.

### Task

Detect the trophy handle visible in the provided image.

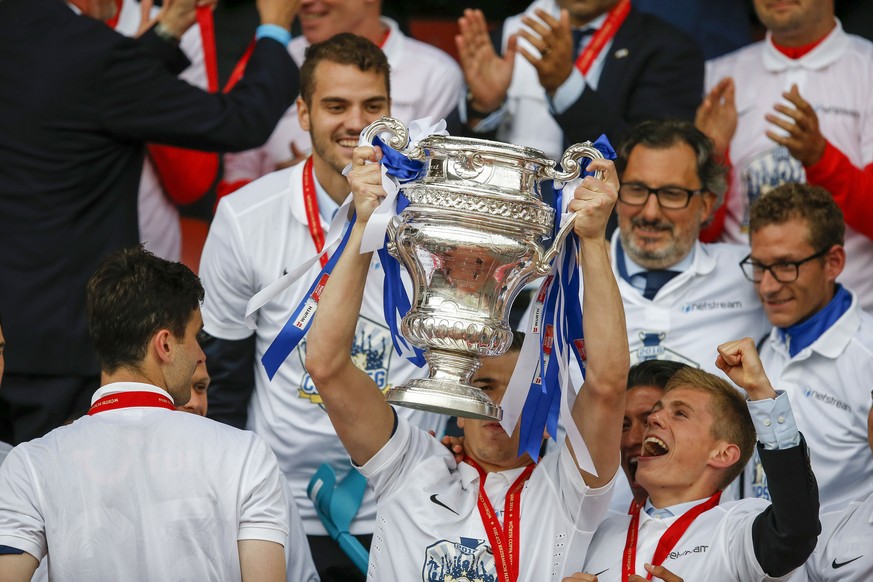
[361,116,413,154]
[386,215,402,260]
[535,142,605,274]
[536,211,579,274]
[541,141,605,183]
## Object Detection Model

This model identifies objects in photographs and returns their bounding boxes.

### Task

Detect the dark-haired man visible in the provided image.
[198,33,445,580]
[742,183,873,511]
[0,246,289,581]
[579,338,820,580]
[568,119,769,377]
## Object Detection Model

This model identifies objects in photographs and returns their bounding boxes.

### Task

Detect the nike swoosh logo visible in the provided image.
[594,569,609,576]
[833,556,863,569]
[429,494,459,515]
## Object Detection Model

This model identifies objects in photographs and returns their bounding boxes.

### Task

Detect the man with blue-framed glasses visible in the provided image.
[742,182,873,512]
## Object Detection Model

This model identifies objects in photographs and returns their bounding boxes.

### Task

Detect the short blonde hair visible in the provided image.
[665,367,755,490]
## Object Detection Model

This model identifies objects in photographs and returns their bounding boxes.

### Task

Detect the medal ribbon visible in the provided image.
[88,391,176,415]
[574,0,630,76]
[301,157,330,268]
[622,491,722,581]
[196,6,255,94]
[465,458,535,582]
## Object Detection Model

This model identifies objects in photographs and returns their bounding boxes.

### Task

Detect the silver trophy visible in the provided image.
[364,117,603,421]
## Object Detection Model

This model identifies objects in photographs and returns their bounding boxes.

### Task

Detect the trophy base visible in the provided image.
[387,378,502,421]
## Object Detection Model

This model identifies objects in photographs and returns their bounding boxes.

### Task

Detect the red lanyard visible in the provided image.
[196,6,255,94]
[302,157,330,268]
[88,391,176,415]
[574,0,630,76]
[623,491,722,581]
[465,457,535,582]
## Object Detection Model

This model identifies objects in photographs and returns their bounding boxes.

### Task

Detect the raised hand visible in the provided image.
[568,159,619,241]
[158,0,218,39]
[716,337,777,400]
[518,9,574,95]
[696,77,736,159]
[455,8,516,115]
[347,146,385,224]
[765,84,827,166]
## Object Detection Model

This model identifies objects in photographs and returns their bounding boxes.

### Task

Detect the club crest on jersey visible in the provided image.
[739,146,804,233]
[297,316,392,403]
[423,537,496,582]
[631,331,699,367]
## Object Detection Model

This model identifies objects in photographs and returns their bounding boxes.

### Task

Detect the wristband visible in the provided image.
[466,90,502,119]
[256,24,292,47]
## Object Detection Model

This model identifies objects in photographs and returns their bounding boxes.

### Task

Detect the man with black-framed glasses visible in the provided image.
[607,120,768,374]
[742,182,873,512]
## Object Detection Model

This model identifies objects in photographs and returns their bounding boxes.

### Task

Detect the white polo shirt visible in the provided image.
[200,161,446,535]
[609,236,770,378]
[359,416,617,581]
[796,491,873,582]
[744,291,873,511]
[0,382,288,581]
[223,17,463,183]
[523,235,769,380]
[581,498,785,581]
[706,20,873,311]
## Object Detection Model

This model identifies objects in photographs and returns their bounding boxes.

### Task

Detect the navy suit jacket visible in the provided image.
[554,7,705,148]
[0,0,298,375]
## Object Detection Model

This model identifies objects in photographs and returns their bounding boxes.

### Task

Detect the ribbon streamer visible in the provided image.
[502,135,616,473]
[260,214,357,379]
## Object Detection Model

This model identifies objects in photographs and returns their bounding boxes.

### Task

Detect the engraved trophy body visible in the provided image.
[364,117,603,420]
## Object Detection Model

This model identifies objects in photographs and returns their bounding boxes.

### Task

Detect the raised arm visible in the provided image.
[304,146,396,466]
[716,338,821,577]
[568,159,630,488]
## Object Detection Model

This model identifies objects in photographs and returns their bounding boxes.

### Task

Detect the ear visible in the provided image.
[151,329,174,365]
[297,96,310,132]
[824,244,846,281]
[698,192,718,224]
[456,417,466,430]
[707,441,741,471]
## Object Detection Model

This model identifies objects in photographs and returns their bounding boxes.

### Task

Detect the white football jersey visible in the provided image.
[744,292,873,512]
[795,491,873,582]
[582,498,790,581]
[706,20,873,311]
[0,382,288,581]
[360,417,617,581]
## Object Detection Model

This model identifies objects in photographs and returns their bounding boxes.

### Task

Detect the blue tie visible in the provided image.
[643,270,680,300]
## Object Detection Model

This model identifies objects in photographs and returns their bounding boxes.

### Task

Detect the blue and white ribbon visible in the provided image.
[502,135,616,473]
[259,213,358,379]
[252,118,447,379]
[345,117,448,366]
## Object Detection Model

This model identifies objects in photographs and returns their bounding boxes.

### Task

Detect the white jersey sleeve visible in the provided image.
[237,437,289,544]
[200,198,259,340]
[0,447,47,560]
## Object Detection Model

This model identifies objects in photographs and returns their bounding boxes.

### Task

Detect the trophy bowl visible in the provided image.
[364,117,603,420]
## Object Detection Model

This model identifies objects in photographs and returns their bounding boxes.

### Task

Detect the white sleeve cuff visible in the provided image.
[747,391,801,450]
[548,68,586,115]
